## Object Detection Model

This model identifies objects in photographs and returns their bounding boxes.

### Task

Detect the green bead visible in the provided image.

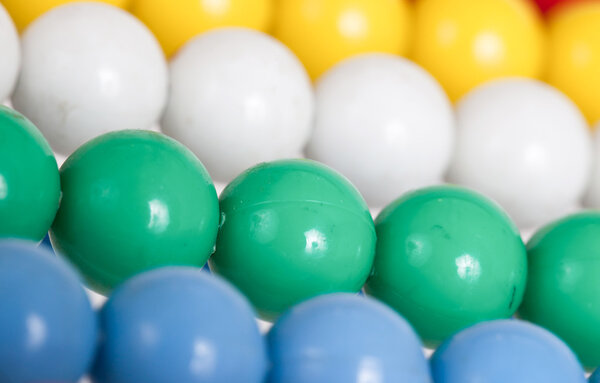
[519,211,600,368]
[209,159,376,319]
[0,106,60,241]
[364,185,527,346]
[50,130,219,294]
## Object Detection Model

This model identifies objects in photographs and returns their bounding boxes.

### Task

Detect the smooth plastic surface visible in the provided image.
[0,3,19,102]
[448,79,591,229]
[131,0,273,57]
[307,54,454,207]
[0,240,97,383]
[590,368,600,383]
[0,106,60,241]
[431,320,587,383]
[92,267,267,383]
[413,0,545,101]
[268,293,432,383]
[365,185,527,346]
[547,2,600,125]
[1,0,130,31]
[209,159,376,319]
[273,0,412,80]
[162,28,314,182]
[50,130,219,294]
[519,212,600,368]
[12,2,168,155]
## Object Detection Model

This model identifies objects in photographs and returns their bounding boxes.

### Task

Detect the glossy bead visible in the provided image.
[0,106,60,241]
[273,0,412,80]
[364,185,527,345]
[1,0,130,31]
[0,240,97,383]
[92,267,267,383]
[0,3,19,102]
[547,2,600,125]
[413,0,545,101]
[162,28,313,182]
[307,54,454,207]
[431,320,586,383]
[12,2,167,155]
[50,130,219,294]
[268,294,432,383]
[209,159,376,319]
[448,79,591,229]
[584,122,600,207]
[131,0,273,57]
[519,212,600,368]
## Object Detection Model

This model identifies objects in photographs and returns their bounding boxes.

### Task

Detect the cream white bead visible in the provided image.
[162,27,314,182]
[306,54,455,207]
[12,3,168,155]
[448,78,592,229]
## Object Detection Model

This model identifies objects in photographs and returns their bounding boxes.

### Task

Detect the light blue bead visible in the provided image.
[91,267,267,383]
[268,293,432,383]
[431,319,587,383]
[0,239,97,383]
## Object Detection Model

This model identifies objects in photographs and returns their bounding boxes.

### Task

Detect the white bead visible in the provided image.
[162,27,314,182]
[584,122,600,208]
[306,54,455,207]
[448,78,592,229]
[12,3,168,155]
[0,3,19,103]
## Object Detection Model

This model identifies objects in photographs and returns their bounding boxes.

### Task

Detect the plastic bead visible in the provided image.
[209,159,376,319]
[307,54,454,207]
[431,320,586,383]
[273,0,412,80]
[268,293,432,383]
[91,267,267,383]
[131,0,273,57]
[519,211,600,368]
[448,78,591,229]
[365,185,527,346]
[0,106,60,241]
[161,28,314,182]
[0,240,97,383]
[50,130,219,294]
[547,2,600,125]
[413,0,545,101]
[12,2,168,155]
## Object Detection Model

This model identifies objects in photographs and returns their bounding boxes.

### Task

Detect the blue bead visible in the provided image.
[590,368,600,383]
[267,293,432,383]
[91,267,267,383]
[0,240,97,383]
[431,319,586,383]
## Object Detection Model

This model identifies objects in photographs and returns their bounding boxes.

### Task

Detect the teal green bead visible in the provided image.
[50,130,219,294]
[0,106,60,241]
[365,185,527,346]
[209,159,376,319]
[519,211,600,368]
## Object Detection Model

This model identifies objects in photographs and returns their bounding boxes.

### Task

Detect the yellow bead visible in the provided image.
[547,2,600,125]
[131,0,274,57]
[1,0,130,31]
[273,0,412,80]
[412,0,546,102]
